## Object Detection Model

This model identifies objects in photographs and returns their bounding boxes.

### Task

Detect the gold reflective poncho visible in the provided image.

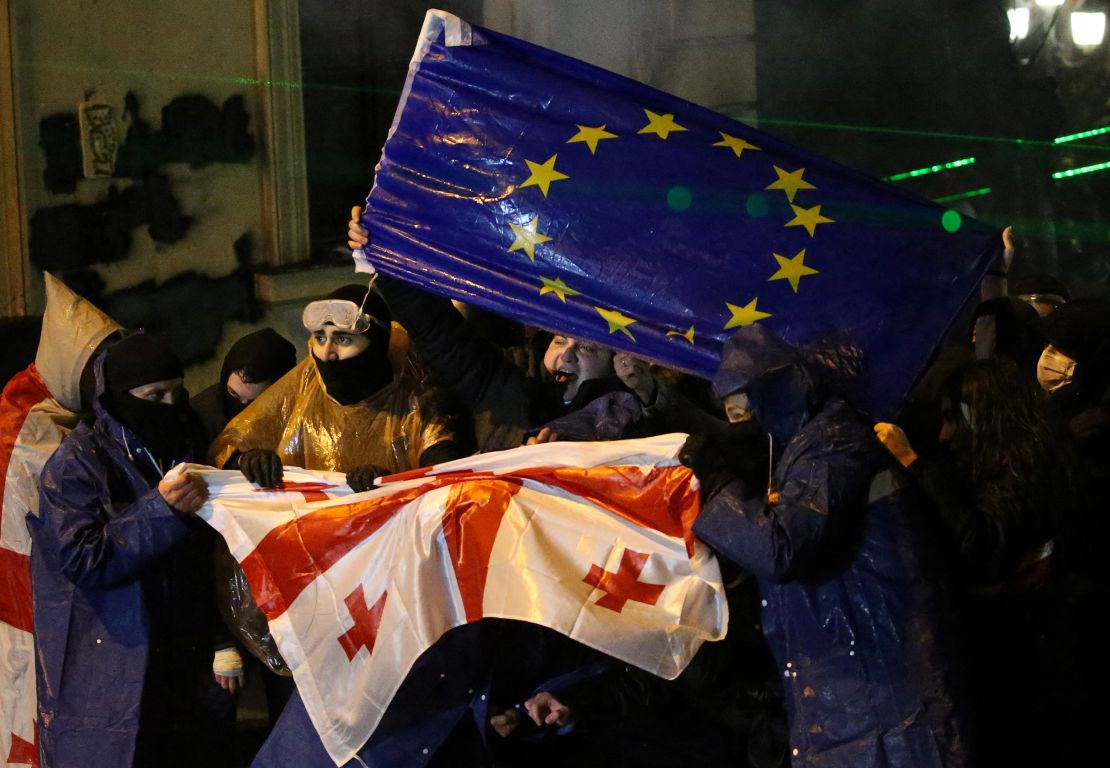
[210,354,452,474]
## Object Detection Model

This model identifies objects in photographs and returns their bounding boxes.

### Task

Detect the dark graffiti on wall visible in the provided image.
[30,91,255,271]
[30,91,259,364]
[60,234,260,367]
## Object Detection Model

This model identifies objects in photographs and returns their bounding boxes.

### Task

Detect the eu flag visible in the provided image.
[357,10,998,418]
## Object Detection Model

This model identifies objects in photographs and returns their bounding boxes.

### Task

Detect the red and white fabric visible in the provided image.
[196,433,726,765]
[1,274,120,767]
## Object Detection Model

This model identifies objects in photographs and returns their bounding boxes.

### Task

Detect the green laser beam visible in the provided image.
[1052,160,1110,179]
[933,187,992,204]
[1053,125,1110,144]
[885,156,975,181]
[739,115,1110,154]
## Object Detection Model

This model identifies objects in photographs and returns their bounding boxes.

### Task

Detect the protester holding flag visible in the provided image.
[348,211,656,452]
[0,273,122,767]
[29,333,236,768]
[684,326,966,768]
[211,283,469,488]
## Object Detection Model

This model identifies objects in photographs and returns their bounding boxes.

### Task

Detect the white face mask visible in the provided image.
[1037,345,1077,393]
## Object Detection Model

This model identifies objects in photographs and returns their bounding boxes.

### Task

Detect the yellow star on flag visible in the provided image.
[596,307,637,340]
[539,276,580,303]
[766,166,816,203]
[666,325,696,344]
[637,110,687,140]
[769,249,819,293]
[567,124,617,154]
[785,204,834,237]
[723,298,772,329]
[507,216,553,261]
[713,132,761,158]
[520,155,570,197]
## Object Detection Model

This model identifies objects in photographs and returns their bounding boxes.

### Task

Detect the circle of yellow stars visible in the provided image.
[509,107,835,344]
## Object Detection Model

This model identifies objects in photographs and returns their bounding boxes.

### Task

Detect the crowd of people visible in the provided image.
[1,213,1106,768]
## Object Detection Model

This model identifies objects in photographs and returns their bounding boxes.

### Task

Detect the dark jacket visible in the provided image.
[376,275,628,451]
[692,327,964,768]
[28,355,222,768]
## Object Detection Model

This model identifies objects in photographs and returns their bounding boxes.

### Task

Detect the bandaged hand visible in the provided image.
[873,423,918,468]
[213,647,244,694]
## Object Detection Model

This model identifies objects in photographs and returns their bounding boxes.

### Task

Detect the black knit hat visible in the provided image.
[220,328,297,386]
[104,334,183,393]
[1039,299,1110,364]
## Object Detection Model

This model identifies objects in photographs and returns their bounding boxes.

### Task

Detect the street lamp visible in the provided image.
[1070,11,1106,46]
[1009,7,1031,40]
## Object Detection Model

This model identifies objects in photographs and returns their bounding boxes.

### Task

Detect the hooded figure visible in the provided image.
[210,284,462,483]
[190,328,297,445]
[28,333,229,768]
[0,273,121,764]
[685,326,965,768]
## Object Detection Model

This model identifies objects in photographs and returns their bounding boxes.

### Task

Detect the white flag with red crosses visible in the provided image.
[196,434,727,765]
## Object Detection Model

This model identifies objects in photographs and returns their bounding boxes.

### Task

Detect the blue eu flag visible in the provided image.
[358,10,999,418]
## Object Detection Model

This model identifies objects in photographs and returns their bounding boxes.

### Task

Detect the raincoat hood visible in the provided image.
[34,272,122,412]
[712,326,823,452]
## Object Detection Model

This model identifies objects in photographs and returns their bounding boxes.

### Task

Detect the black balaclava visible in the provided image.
[102,333,197,464]
[220,328,297,419]
[311,284,392,406]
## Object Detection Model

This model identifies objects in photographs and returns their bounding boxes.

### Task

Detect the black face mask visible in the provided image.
[223,390,249,421]
[105,391,198,465]
[312,348,392,406]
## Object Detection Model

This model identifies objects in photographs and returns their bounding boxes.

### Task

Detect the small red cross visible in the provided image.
[256,480,336,502]
[583,548,665,613]
[337,585,388,661]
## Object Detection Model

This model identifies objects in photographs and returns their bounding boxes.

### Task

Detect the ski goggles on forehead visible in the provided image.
[301,299,387,334]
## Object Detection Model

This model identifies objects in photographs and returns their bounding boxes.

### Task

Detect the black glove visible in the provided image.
[680,421,769,501]
[347,465,390,493]
[238,449,284,488]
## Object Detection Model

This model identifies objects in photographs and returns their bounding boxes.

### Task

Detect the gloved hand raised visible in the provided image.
[346,464,390,493]
[238,449,284,488]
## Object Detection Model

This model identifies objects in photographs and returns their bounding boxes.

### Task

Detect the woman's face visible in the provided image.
[310,327,371,361]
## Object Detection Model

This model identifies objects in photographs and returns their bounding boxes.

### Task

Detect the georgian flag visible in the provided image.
[1,370,75,768]
[196,433,726,765]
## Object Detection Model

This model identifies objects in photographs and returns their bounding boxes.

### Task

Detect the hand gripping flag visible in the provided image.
[197,434,725,765]
[356,9,1000,419]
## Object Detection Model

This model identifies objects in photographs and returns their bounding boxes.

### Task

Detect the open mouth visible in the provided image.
[553,369,576,385]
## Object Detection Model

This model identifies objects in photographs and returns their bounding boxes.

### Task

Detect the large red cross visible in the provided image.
[337,585,388,661]
[256,480,336,502]
[583,548,665,613]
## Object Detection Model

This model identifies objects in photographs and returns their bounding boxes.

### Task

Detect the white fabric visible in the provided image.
[197,435,726,765]
[34,272,122,412]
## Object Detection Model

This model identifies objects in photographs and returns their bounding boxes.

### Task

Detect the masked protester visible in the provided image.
[0,273,122,765]
[28,333,237,768]
[348,208,644,450]
[191,328,297,445]
[1031,298,1110,765]
[210,283,467,488]
[875,358,1082,767]
[683,326,966,768]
